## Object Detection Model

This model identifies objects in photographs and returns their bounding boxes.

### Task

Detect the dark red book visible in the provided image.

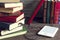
[0,12,24,23]
[54,2,60,24]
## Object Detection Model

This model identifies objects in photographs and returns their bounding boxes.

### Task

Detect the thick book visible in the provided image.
[54,2,60,24]
[0,2,23,8]
[43,0,47,23]
[50,0,55,24]
[0,6,23,13]
[0,0,20,3]
[0,27,27,40]
[1,26,23,35]
[0,18,25,31]
[46,1,52,23]
[0,12,24,23]
[0,11,22,16]
[38,25,59,37]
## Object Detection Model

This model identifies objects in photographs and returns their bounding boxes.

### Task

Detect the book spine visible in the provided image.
[50,0,55,24]
[43,0,47,23]
[54,2,60,24]
[46,1,52,24]
[0,22,10,30]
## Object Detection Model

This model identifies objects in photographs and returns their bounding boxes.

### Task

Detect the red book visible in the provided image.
[0,12,24,23]
[54,2,60,24]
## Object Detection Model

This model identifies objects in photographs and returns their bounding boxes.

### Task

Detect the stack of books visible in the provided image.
[0,0,27,39]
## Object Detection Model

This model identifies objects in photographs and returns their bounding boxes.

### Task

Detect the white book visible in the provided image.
[0,27,27,40]
[1,26,23,35]
[16,13,24,22]
[0,0,20,3]
[9,18,25,30]
[0,6,23,13]
[38,26,59,37]
[0,2,23,8]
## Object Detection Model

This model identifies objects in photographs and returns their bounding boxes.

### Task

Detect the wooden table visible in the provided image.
[3,23,60,40]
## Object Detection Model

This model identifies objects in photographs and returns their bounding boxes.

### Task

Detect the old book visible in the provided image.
[0,27,27,40]
[50,0,55,24]
[38,25,59,37]
[0,12,24,23]
[0,18,25,31]
[1,26,23,35]
[54,2,60,24]
[0,6,23,13]
[0,2,23,8]
[0,11,22,16]
[46,1,52,23]
[0,0,20,3]
[43,0,47,23]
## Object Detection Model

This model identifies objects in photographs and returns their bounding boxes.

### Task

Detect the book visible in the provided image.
[9,18,25,30]
[50,0,55,24]
[0,12,24,23]
[0,27,27,40]
[54,2,60,24]
[46,1,52,23]
[0,11,22,16]
[0,19,24,31]
[43,0,47,23]
[0,0,20,3]
[1,26,23,35]
[0,2,23,8]
[0,6,23,13]
[38,25,59,37]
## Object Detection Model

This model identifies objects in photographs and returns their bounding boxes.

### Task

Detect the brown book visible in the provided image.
[0,11,22,16]
[50,0,55,24]
[43,0,47,23]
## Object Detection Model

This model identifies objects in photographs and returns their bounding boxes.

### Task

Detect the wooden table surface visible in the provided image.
[3,23,60,40]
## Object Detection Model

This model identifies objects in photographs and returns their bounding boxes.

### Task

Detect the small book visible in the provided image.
[0,27,27,40]
[0,2,23,8]
[0,6,23,13]
[38,25,59,37]
[0,0,20,3]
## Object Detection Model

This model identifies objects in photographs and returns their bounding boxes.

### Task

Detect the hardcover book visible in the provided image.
[0,2,23,8]
[0,0,20,3]
[0,12,24,23]
[0,27,27,40]
[0,6,23,13]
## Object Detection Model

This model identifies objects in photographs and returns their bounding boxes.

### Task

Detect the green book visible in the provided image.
[46,1,52,23]
[0,27,27,40]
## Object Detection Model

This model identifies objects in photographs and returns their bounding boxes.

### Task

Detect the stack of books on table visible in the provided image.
[0,0,27,40]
